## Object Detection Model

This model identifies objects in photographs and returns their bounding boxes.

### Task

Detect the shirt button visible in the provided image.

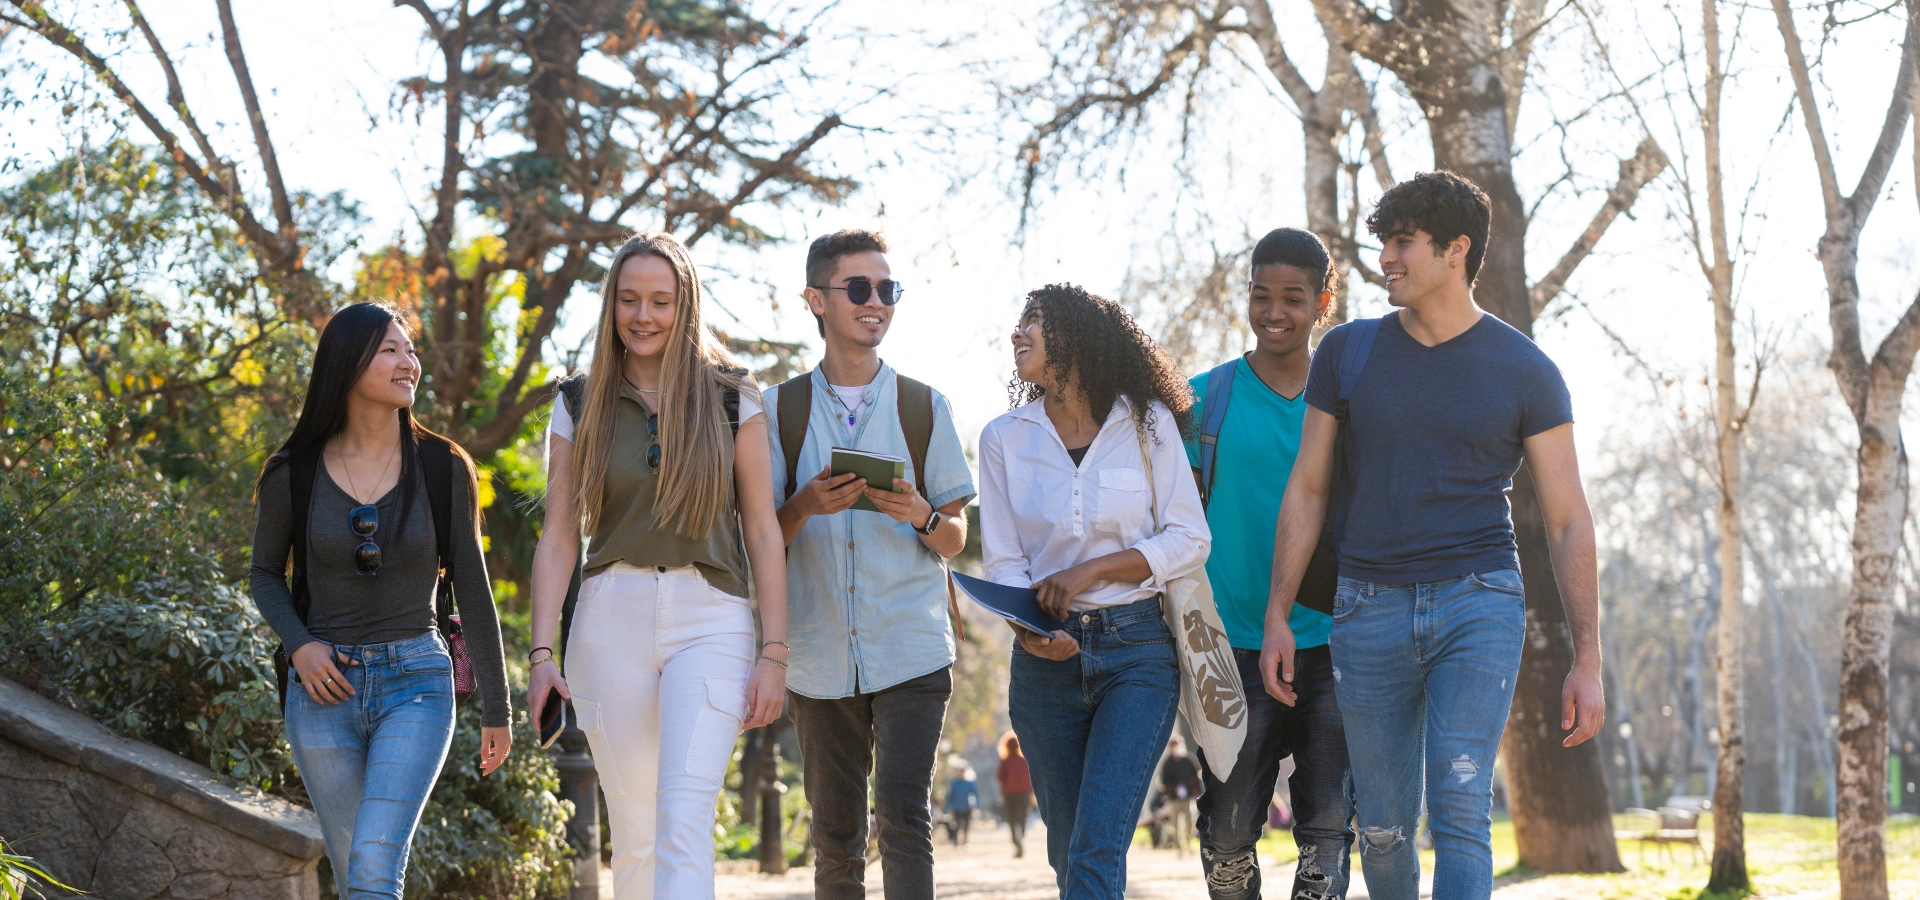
[848,542,855,549]
[849,586,856,593]
[851,628,859,636]
[1074,509,1080,515]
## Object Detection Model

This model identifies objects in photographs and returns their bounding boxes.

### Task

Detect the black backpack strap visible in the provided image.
[777,372,813,501]
[288,451,318,622]
[420,435,457,623]
[895,375,934,502]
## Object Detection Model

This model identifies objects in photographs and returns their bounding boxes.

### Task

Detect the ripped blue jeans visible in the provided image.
[1330,571,1526,900]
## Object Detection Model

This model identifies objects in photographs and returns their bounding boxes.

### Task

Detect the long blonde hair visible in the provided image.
[571,233,757,539]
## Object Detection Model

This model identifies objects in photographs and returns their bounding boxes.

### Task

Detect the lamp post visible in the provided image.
[553,705,601,900]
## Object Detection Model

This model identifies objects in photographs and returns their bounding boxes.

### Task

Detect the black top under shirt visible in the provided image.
[1066,445,1090,467]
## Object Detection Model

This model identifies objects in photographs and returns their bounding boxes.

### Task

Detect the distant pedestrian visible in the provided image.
[996,732,1034,858]
[945,766,980,846]
[1158,735,1201,856]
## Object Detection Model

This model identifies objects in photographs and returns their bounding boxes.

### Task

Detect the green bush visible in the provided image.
[37,576,296,795]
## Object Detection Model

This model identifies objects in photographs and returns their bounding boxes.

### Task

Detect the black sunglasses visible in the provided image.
[349,504,381,576]
[812,278,904,306]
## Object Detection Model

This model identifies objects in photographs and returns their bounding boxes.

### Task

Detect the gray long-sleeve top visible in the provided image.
[249,459,510,727]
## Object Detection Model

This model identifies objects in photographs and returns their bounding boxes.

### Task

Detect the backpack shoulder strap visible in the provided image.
[420,435,455,578]
[1335,318,1381,418]
[557,373,587,421]
[1196,358,1239,508]
[896,375,935,502]
[287,451,318,623]
[777,372,814,501]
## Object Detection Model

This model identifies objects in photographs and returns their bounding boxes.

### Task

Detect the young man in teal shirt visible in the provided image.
[1185,228,1354,900]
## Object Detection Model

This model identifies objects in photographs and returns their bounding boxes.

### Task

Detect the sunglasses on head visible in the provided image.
[349,504,381,576]
[812,278,904,306]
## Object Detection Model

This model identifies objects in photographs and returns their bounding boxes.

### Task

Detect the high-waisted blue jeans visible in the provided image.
[1008,595,1180,900]
[1330,570,1527,900]
[285,631,456,899]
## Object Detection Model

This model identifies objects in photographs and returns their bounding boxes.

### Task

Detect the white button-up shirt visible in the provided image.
[978,396,1211,611]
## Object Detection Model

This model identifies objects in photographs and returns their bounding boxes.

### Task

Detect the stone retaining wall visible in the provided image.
[0,677,324,900]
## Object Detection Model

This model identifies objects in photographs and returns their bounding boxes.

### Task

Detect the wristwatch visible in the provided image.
[917,509,941,535]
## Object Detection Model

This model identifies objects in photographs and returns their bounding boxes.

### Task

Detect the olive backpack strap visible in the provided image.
[895,375,935,503]
[777,372,814,501]
[894,375,965,641]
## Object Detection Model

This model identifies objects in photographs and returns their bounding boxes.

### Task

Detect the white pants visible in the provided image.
[566,564,754,900]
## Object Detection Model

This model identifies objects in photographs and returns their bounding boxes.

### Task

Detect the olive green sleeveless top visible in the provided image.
[583,380,749,597]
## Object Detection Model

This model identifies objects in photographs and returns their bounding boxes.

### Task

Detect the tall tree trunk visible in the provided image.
[1769,2,1919,890]
[1702,0,1750,883]
[1419,71,1624,875]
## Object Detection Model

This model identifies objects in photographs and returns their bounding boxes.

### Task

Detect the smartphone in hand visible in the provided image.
[537,687,567,749]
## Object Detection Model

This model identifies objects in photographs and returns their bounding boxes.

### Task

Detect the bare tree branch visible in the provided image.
[1530,137,1670,317]
[214,0,294,238]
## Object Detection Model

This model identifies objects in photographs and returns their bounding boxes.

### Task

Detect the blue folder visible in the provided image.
[951,571,1067,636]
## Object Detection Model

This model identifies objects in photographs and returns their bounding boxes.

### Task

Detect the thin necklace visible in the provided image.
[335,439,399,504]
[623,375,660,394]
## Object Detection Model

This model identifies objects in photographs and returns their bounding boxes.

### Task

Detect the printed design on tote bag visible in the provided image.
[1182,609,1245,728]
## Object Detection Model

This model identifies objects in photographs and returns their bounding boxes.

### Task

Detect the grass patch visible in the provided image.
[1244,812,1920,897]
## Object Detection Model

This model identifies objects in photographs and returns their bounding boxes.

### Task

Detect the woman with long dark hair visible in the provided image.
[524,232,789,899]
[249,303,510,898]
[977,284,1210,899]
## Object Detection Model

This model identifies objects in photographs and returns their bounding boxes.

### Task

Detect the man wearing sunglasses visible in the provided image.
[769,229,975,900]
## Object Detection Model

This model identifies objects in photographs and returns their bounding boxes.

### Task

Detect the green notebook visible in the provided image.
[830,447,907,514]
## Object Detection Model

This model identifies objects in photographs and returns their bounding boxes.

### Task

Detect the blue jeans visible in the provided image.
[1331,570,1527,900]
[1008,596,1180,900]
[286,631,456,899]
[1197,645,1353,900]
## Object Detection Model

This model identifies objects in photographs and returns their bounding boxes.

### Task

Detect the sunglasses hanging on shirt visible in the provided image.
[349,504,381,575]
[812,278,904,306]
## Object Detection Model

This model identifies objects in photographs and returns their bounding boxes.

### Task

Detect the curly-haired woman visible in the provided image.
[524,232,789,900]
[977,284,1210,899]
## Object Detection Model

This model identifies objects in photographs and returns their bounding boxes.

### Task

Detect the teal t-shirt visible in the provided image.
[1185,357,1332,651]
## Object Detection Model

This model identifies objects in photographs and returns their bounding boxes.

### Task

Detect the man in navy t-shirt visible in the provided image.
[1262,171,1605,900]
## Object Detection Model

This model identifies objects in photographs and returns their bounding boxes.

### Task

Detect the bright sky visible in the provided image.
[7,0,1919,467]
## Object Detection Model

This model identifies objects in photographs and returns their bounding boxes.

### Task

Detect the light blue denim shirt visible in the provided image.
[768,362,977,699]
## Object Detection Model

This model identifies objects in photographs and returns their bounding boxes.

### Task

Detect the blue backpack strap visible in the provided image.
[1335,318,1381,420]
[1196,358,1239,507]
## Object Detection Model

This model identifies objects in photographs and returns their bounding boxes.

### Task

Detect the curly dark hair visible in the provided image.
[1365,170,1491,285]
[1008,284,1195,443]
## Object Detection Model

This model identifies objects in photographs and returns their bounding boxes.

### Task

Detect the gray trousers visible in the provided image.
[789,667,953,900]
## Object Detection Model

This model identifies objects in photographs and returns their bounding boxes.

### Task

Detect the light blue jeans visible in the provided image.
[286,631,456,899]
[1329,570,1527,900]
[1008,595,1180,900]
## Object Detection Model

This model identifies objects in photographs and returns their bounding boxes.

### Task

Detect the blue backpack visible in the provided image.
[1194,318,1379,615]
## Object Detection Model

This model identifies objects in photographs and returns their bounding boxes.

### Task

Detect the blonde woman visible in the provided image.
[525,233,788,899]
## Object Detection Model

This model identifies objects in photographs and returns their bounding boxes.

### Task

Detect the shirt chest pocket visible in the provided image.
[1091,467,1149,537]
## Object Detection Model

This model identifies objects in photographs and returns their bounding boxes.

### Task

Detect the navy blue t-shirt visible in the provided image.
[1306,311,1573,584]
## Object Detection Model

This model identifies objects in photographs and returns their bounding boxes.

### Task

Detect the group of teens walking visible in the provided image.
[251,169,1606,900]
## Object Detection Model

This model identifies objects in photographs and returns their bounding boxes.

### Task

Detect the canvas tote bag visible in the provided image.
[1136,425,1247,779]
